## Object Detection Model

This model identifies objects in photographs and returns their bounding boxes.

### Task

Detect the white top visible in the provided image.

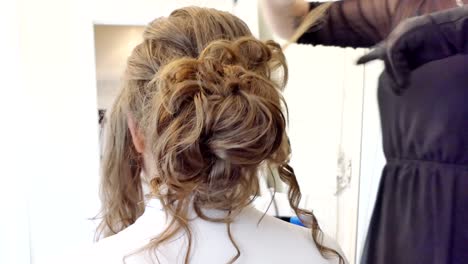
[64,199,346,264]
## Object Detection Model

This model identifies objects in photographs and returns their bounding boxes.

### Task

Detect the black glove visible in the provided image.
[357,6,468,94]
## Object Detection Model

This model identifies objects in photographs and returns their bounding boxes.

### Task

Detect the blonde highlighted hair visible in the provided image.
[97,6,343,264]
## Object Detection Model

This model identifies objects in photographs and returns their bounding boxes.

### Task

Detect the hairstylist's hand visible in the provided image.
[357,6,468,93]
[260,0,309,39]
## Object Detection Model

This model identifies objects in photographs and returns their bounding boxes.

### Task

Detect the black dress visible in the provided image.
[298,2,468,263]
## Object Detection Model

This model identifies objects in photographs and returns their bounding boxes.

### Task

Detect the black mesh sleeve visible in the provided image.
[298,0,460,48]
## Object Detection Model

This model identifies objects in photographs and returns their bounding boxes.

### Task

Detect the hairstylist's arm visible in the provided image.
[358,6,468,89]
[261,0,386,48]
[260,0,310,40]
[262,0,464,48]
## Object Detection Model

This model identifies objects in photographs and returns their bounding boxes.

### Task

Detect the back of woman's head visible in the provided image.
[98,6,343,264]
[99,7,254,237]
[146,36,288,211]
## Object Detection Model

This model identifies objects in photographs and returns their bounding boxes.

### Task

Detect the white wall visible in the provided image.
[356,61,386,262]
[16,0,101,263]
[284,44,344,238]
[283,44,367,263]
[0,1,31,264]
[335,48,366,264]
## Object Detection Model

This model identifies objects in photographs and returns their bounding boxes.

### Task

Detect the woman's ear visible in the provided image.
[127,113,145,153]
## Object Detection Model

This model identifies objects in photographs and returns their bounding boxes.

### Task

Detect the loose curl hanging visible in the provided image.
[97,6,344,264]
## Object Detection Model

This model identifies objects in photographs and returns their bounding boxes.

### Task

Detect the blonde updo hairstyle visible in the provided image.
[98,6,343,264]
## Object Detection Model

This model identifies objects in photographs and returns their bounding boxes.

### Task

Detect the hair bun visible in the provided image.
[148,36,288,193]
[156,37,286,111]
